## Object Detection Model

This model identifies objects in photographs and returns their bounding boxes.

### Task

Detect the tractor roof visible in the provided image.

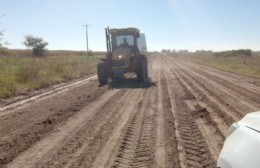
[109,27,140,36]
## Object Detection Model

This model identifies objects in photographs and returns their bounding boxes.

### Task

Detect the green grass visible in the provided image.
[173,52,260,79]
[0,55,98,99]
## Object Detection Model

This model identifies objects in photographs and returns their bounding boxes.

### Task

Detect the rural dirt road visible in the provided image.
[1,54,260,168]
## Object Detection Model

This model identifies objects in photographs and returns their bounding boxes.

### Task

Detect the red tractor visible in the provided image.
[97,27,148,85]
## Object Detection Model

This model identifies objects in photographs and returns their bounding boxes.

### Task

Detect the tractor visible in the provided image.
[97,27,148,85]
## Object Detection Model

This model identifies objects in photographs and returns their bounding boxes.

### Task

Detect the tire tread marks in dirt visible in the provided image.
[163,57,228,160]
[178,62,258,114]
[160,78,181,168]
[36,90,129,168]
[111,89,155,168]
[161,57,215,168]
[184,60,260,100]
[171,61,240,124]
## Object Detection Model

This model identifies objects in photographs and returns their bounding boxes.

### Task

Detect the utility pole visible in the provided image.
[82,24,91,52]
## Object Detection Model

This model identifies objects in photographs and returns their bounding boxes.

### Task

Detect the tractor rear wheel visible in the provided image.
[136,58,147,82]
[97,62,108,85]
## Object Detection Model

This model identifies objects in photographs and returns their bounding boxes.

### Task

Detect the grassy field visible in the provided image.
[0,53,99,99]
[173,51,260,79]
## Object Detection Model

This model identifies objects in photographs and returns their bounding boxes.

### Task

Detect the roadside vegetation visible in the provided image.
[0,51,99,99]
[173,50,260,79]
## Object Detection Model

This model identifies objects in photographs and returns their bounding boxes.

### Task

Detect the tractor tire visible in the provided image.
[144,57,148,79]
[136,58,147,82]
[97,62,108,85]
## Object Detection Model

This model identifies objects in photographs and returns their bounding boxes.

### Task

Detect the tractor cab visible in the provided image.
[109,28,139,48]
[109,28,140,70]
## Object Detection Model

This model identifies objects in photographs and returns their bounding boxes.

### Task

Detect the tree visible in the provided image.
[0,30,4,55]
[0,25,5,50]
[0,28,9,56]
[0,14,8,53]
[0,30,4,48]
[23,35,48,57]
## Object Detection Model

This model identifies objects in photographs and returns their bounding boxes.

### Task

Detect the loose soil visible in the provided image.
[1,54,260,168]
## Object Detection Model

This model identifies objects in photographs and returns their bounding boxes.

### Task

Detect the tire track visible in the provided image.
[167,58,239,123]
[131,104,155,168]
[89,89,144,168]
[179,69,243,120]
[161,56,216,167]
[164,57,230,136]
[161,78,182,168]
[154,57,166,168]
[186,61,260,99]
[183,60,260,93]
[64,89,143,168]
[109,89,155,168]
[173,59,259,113]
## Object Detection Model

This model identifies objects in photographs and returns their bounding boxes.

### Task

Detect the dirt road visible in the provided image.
[1,54,260,168]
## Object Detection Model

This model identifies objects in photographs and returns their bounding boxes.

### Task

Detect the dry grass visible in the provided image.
[0,52,99,99]
[1,49,106,57]
[173,52,260,79]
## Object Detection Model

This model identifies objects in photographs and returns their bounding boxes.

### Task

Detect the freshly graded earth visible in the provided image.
[0,54,259,168]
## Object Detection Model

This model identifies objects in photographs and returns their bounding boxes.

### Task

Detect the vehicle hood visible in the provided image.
[238,111,260,132]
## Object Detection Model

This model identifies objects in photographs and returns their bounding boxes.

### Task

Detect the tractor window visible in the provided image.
[116,35,134,47]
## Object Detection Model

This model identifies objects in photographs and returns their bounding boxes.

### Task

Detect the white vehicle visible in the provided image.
[217,111,260,168]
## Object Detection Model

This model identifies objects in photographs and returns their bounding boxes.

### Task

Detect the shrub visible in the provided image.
[214,49,252,57]
[23,35,48,57]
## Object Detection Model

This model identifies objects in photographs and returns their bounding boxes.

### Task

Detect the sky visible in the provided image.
[0,0,260,51]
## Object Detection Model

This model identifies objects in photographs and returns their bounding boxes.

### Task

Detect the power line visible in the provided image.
[82,24,91,52]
